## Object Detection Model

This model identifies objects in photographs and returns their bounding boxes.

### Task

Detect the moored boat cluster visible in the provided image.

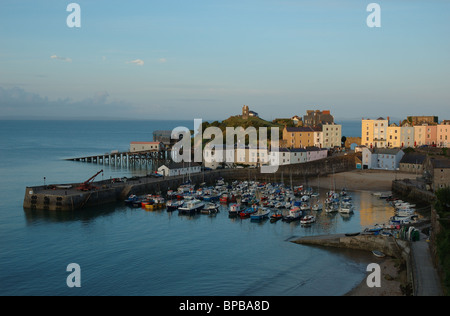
[123,178,354,225]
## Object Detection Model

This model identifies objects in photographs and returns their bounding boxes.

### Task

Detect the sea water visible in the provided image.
[0,120,387,296]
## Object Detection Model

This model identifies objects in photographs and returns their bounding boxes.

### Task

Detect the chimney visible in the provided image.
[387,116,390,124]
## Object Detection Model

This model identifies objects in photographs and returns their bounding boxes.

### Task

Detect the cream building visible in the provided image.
[362,117,389,148]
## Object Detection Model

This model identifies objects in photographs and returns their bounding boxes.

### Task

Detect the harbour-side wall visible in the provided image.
[391,180,436,205]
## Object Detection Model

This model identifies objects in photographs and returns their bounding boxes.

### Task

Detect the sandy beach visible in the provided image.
[308,169,418,192]
[344,258,408,296]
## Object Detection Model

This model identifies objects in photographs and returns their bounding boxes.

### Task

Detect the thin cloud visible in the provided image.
[126,59,144,66]
[158,58,167,63]
[50,55,72,63]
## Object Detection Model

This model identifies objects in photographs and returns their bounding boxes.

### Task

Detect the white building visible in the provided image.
[290,148,308,164]
[269,148,291,166]
[306,147,328,162]
[157,163,201,177]
[362,148,405,170]
[130,141,164,153]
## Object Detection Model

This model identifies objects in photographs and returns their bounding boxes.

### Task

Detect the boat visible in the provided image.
[300,202,310,211]
[345,232,360,237]
[201,202,220,214]
[283,207,302,222]
[166,200,184,211]
[178,199,205,215]
[228,203,241,217]
[372,250,386,258]
[270,211,283,222]
[124,194,139,205]
[312,203,322,211]
[250,208,270,221]
[239,204,259,218]
[364,225,383,233]
[338,202,354,214]
[300,215,316,225]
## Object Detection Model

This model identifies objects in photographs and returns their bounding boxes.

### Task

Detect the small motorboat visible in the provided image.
[250,208,270,221]
[300,215,316,225]
[166,200,184,212]
[201,202,220,214]
[270,211,283,222]
[372,250,386,258]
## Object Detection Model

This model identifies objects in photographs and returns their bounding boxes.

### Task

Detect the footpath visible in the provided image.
[411,233,443,296]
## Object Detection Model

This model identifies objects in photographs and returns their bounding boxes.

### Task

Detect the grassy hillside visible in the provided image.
[200,115,284,146]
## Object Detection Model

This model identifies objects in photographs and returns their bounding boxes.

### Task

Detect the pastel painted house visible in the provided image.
[362,148,405,170]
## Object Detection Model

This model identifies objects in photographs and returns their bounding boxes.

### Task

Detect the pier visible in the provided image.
[66,150,172,169]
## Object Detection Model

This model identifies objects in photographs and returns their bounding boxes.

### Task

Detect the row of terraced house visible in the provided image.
[361,116,450,149]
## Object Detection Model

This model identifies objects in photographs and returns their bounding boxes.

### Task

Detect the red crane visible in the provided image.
[77,170,103,191]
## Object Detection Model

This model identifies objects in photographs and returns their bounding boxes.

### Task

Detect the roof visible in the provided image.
[400,153,427,164]
[130,141,161,145]
[285,127,314,132]
[159,162,201,170]
[428,157,450,169]
[372,148,404,155]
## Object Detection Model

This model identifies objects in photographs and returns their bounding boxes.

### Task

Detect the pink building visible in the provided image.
[425,125,437,146]
[437,122,450,148]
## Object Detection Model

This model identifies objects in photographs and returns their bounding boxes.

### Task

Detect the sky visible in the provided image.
[0,0,449,121]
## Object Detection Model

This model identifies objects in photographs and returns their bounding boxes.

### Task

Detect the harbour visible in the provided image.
[1,120,441,296]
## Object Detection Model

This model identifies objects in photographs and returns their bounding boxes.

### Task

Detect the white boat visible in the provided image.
[300,202,310,211]
[178,199,205,215]
[339,202,354,214]
[201,202,220,214]
[300,215,316,225]
[312,203,322,211]
[396,209,416,217]
[283,207,302,222]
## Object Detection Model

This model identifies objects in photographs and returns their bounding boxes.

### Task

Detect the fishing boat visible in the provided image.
[178,199,205,215]
[283,207,302,222]
[270,211,283,222]
[166,200,184,211]
[239,204,259,218]
[201,202,220,214]
[300,215,316,225]
[312,203,322,211]
[219,194,229,204]
[124,194,139,205]
[250,208,270,221]
[228,203,241,217]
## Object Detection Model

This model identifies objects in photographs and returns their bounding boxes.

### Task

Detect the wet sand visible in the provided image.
[308,169,418,192]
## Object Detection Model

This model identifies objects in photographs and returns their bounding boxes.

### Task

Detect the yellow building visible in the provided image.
[283,127,315,148]
[361,117,389,148]
[387,123,401,148]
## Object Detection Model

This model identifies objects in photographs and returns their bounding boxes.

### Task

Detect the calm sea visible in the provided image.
[0,119,389,297]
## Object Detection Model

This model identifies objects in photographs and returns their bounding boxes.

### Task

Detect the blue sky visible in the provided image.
[0,0,449,121]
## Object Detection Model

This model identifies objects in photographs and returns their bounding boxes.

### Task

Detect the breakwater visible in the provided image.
[23,170,231,211]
